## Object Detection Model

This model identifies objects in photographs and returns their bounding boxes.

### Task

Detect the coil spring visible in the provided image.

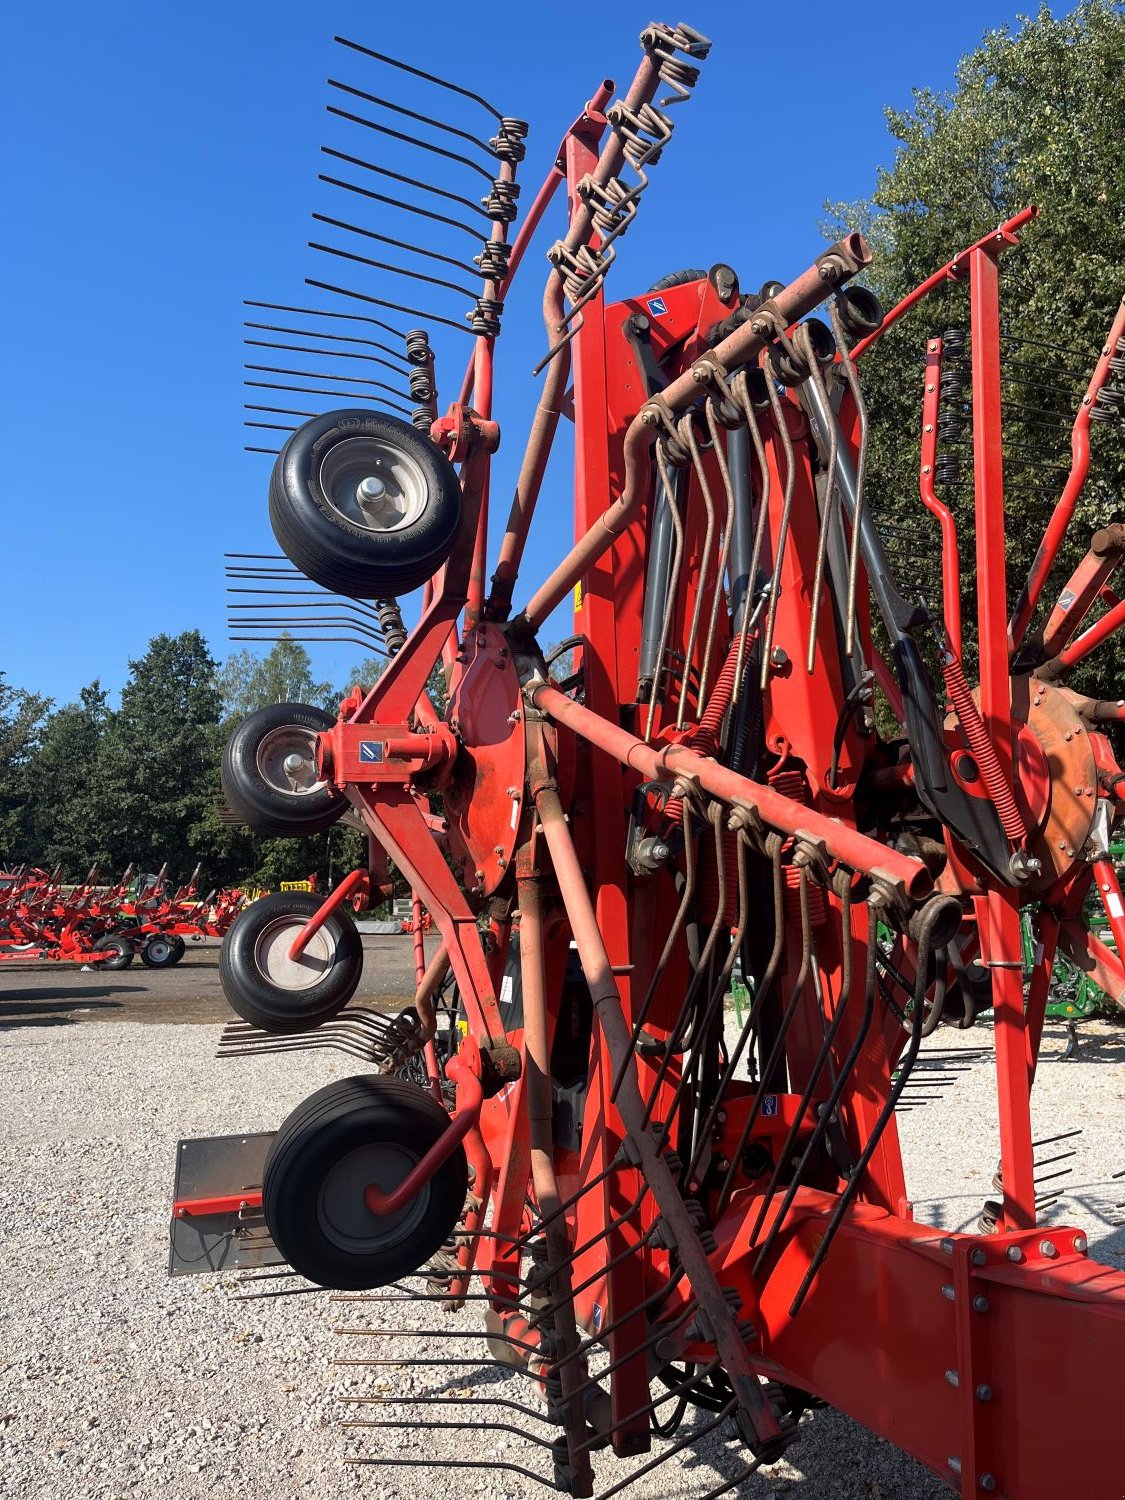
[481,177,520,222]
[373,598,407,655]
[640,20,712,105]
[609,98,673,171]
[475,238,513,282]
[468,296,504,336]
[1092,387,1125,423]
[408,367,434,402]
[576,173,640,241]
[767,766,826,924]
[489,117,529,165]
[935,452,962,485]
[404,329,431,366]
[942,327,967,358]
[935,329,969,488]
[548,241,614,306]
[941,649,1026,844]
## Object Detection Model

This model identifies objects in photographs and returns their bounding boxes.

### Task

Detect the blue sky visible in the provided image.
[1,1,1049,706]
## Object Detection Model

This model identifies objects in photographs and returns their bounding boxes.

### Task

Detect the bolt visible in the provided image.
[494,845,504,855]
[949,1458,962,1476]
[981,1475,997,1492]
[1064,731,1072,741]
[973,1295,989,1313]
[940,1237,954,1255]
[770,647,788,668]
[1006,1245,1024,1263]
[716,1110,727,1124]
[927,381,936,390]
[1074,1234,1088,1253]
[923,465,932,475]
[941,1283,956,1301]
[976,1384,993,1402]
[1074,785,1085,796]
[945,1369,960,1388]
[474,870,484,882]
[970,1247,987,1266]
[1039,1239,1059,1259]
[924,424,934,433]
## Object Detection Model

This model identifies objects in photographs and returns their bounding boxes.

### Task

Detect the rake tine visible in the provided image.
[245,317,412,362]
[319,170,482,242]
[327,78,499,159]
[307,278,478,337]
[333,36,506,122]
[244,335,409,377]
[244,296,407,340]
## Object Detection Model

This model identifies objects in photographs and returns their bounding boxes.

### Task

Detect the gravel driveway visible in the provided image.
[1,979,1121,1499]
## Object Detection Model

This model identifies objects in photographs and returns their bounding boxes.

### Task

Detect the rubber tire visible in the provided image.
[219,891,363,1033]
[269,409,463,598]
[166,934,187,966]
[648,268,707,292]
[140,934,178,969]
[93,934,133,970]
[263,1074,468,1290]
[221,703,344,838]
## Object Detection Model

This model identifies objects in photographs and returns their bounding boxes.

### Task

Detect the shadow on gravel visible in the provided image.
[0,986,139,1003]
[0,993,132,1028]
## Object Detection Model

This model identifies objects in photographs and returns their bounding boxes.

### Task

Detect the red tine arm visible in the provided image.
[919,338,963,658]
[1008,293,1125,649]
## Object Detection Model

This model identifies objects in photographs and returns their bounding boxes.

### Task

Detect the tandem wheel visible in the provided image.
[268,409,462,598]
[263,1074,468,1290]
[221,702,344,838]
[219,891,363,1033]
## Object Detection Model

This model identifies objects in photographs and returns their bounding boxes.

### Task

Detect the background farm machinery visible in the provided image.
[0,863,246,967]
[176,20,1125,1499]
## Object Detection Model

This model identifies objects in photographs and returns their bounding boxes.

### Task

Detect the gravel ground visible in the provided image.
[0,1003,1121,1500]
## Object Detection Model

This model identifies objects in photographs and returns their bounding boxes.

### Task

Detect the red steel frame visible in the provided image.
[243,55,1125,1492]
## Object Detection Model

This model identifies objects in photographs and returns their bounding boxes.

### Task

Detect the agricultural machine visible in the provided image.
[175,22,1125,1498]
[0,863,245,967]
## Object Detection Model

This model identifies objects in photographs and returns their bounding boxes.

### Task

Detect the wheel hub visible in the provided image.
[319,435,429,534]
[253,917,334,989]
[316,1142,428,1252]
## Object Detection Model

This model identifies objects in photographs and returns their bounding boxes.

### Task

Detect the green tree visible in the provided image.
[98,631,224,878]
[0,673,52,862]
[218,634,336,719]
[25,682,112,874]
[825,1,1125,695]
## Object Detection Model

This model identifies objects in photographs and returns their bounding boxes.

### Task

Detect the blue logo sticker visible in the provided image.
[761,1094,779,1118]
[647,296,668,316]
[359,741,384,763]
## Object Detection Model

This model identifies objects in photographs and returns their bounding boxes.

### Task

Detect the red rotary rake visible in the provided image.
[177,21,1125,1498]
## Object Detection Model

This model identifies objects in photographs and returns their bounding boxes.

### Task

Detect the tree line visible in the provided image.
[0,633,381,889]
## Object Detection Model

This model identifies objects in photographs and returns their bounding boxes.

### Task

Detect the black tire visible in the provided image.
[269,409,463,598]
[93,934,133,970]
[263,1074,468,1290]
[166,934,187,966]
[221,703,344,838]
[648,268,707,292]
[140,933,178,969]
[219,891,363,1033]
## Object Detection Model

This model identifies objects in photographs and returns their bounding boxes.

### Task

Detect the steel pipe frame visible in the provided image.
[514,232,872,634]
[527,681,931,901]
